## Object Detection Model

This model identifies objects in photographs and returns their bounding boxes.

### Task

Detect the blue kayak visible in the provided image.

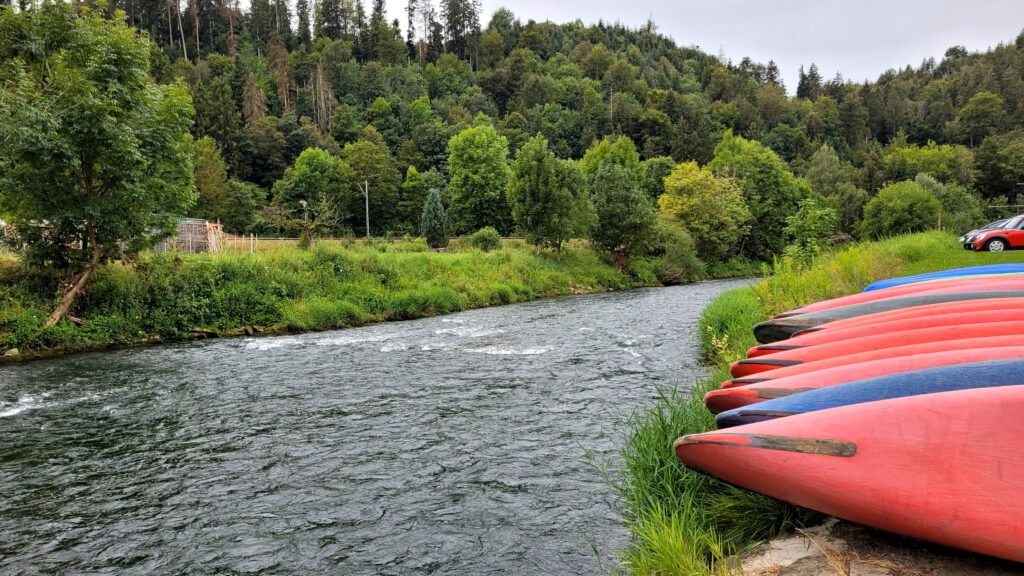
[715,358,1024,428]
[863,264,1024,292]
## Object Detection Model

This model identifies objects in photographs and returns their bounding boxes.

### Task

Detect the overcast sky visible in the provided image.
[382,0,1024,92]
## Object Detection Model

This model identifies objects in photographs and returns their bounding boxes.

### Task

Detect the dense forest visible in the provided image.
[4,0,1024,265]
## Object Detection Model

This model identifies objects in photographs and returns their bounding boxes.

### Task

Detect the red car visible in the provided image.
[963,215,1024,252]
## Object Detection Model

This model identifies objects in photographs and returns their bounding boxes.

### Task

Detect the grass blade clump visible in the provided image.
[618,231,1024,574]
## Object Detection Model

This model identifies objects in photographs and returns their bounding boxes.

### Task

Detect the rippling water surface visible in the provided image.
[0,280,750,575]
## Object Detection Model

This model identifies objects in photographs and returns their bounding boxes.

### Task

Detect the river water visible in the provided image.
[0,280,749,575]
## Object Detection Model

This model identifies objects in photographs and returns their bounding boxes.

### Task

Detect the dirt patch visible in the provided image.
[740,519,1024,576]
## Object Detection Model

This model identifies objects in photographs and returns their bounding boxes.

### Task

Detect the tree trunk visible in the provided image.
[45,235,102,328]
[177,0,189,60]
[192,0,200,58]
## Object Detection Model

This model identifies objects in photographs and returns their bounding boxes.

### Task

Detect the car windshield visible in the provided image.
[1001,217,1024,229]
[983,219,1010,230]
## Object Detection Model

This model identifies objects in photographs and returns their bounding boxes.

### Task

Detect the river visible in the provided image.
[0,279,750,575]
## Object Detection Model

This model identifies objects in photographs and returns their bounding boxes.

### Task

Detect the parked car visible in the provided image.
[961,215,1024,251]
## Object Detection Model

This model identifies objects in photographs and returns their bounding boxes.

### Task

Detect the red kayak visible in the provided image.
[791,297,1024,335]
[774,276,1024,319]
[724,335,1024,388]
[708,346,1024,413]
[746,309,1024,358]
[676,386,1024,562]
[730,321,1024,378]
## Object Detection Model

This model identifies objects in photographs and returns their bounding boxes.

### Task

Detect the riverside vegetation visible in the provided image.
[0,237,716,358]
[617,231,1024,575]
[6,2,1024,335]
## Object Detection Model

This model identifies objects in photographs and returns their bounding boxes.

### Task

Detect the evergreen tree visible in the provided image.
[440,0,480,61]
[796,63,823,100]
[315,0,343,39]
[194,136,231,220]
[420,188,449,248]
[193,76,248,176]
[296,0,312,44]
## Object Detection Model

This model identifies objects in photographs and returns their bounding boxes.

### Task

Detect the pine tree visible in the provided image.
[267,32,290,111]
[440,0,479,61]
[315,0,342,39]
[242,73,269,124]
[270,0,292,44]
[420,188,449,248]
[296,0,311,44]
[405,0,418,43]
[250,0,274,52]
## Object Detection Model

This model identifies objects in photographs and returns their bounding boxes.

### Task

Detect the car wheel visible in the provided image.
[986,239,1007,252]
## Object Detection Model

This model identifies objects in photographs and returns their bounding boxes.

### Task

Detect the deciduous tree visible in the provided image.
[0,4,196,325]
[447,122,511,234]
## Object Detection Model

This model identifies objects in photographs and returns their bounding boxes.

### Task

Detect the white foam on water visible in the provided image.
[379,342,409,352]
[244,337,303,351]
[440,318,464,324]
[0,395,44,418]
[315,334,396,346]
[419,343,451,351]
[464,346,549,356]
[434,326,505,338]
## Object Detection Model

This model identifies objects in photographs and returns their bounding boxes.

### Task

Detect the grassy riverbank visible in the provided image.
[617,231,1024,575]
[0,239,702,359]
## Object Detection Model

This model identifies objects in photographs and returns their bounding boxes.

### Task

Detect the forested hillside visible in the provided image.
[7,0,1024,260]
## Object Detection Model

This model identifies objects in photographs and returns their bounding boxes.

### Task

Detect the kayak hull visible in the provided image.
[724,335,1024,388]
[784,276,1024,317]
[753,290,1024,343]
[863,264,1024,292]
[718,358,1024,428]
[733,321,1024,378]
[706,346,1024,413]
[676,386,1024,563]
[746,309,1024,358]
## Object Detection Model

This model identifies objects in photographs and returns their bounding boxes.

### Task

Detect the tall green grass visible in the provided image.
[618,231,1024,574]
[0,241,642,356]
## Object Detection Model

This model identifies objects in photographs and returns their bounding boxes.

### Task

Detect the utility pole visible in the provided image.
[299,199,310,245]
[609,87,614,132]
[360,180,370,237]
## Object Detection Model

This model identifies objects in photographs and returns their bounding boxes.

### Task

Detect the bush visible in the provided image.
[650,220,706,285]
[783,197,838,264]
[467,226,502,251]
[859,180,941,239]
[914,173,984,234]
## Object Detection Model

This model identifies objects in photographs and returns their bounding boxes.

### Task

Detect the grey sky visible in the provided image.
[382,0,1024,92]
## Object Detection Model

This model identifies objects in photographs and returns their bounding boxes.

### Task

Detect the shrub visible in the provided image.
[783,197,838,264]
[468,226,502,251]
[859,180,941,239]
[650,219,705,285]
[914,173,984,234]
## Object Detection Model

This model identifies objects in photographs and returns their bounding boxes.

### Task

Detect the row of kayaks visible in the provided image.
[674,264,1024,563]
